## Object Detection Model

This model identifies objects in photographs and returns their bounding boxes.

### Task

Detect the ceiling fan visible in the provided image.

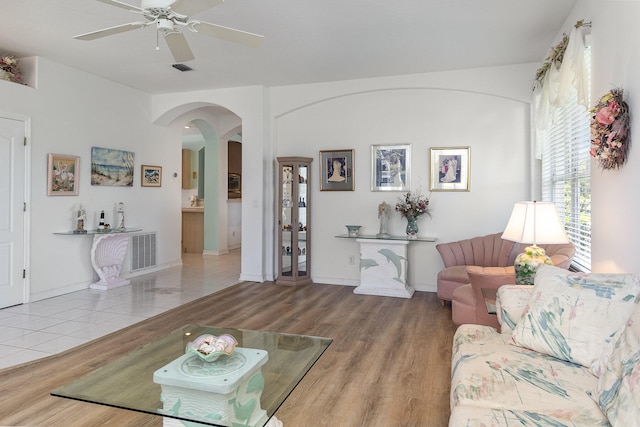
[74,0,264,63]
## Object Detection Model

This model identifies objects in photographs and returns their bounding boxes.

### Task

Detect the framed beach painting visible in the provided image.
[319,149,354,191]
[47,154,79,196]
[371,144,411,192]
[430,146,470,191]
[141,165,162,187]
[91,147,135,187]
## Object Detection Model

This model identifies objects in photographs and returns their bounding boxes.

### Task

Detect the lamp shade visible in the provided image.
[501,201,569,245]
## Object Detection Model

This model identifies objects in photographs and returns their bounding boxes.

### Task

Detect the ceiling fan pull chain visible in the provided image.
[156,26,160,51]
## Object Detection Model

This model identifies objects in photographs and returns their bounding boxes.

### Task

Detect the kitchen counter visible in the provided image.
[182,207,204,213]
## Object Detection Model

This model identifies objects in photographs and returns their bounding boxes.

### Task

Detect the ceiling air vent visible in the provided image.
[172,63,193,72]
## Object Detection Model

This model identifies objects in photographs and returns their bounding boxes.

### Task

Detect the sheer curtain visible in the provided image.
[533,25,589,159]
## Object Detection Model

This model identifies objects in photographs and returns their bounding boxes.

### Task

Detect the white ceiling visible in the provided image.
[1,0,577,94]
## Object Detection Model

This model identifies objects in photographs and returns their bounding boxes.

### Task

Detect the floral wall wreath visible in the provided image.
[590,88,631,170]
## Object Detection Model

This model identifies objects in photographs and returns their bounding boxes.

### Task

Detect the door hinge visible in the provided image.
[23,270,26,279]
[23,136,27,146]
[24,202,26,212]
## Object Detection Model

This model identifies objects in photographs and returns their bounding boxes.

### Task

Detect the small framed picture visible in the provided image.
[47,154,79,196]
[430,147,470,192]
[141,165,162,187]
[320,149,354,191]
[371,144,411,192]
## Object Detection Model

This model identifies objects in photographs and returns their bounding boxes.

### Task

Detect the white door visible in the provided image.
[0,117,26,309]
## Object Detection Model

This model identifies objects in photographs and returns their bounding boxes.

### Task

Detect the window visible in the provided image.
[541,47,591,272]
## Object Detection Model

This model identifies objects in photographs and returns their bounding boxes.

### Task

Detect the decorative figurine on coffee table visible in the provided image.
[377,201,391,239]
[73,206,87,234]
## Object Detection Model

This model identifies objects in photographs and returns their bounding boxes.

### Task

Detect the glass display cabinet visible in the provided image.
[277,157,312,285]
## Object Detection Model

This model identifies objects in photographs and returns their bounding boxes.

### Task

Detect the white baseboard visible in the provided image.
[312,276,436,293]
[203,249,230,256]
[30,281,92,302]
[125,259,183,278]
[239,273,269,282]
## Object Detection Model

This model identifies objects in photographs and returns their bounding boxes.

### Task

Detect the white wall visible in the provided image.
[271,65,536,291]
[3,57,183,301]
[591,1,640,273]
[560,0,640,273]
[8,4,634,304]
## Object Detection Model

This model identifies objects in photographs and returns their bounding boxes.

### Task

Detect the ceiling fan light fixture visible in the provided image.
[172,63,193,72]
[157,18,174,31]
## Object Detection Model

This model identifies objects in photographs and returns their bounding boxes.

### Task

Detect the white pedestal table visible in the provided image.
[336,234,436,299]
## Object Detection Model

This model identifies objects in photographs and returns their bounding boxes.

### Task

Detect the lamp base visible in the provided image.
[514,245,553,286]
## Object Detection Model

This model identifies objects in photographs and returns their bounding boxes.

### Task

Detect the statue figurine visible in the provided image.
[117,202,125,231]
[74,206,87,234]
[376,201,391,239]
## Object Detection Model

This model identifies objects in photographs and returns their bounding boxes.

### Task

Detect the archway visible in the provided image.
[152,88,272,284]
[174,106,242,256]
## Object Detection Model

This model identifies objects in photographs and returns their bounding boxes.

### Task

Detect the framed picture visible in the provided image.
[371,144,411,192]
[430,147,470,192]
[228,173,241,199]
[91,146,135,187]
[47,154,79,196]
[141,165,162,187]
[319,149,354,191]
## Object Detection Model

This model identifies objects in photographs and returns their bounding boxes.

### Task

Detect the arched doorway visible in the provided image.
[175,107,242,257]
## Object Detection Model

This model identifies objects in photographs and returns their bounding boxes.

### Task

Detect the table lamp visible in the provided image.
[501,201,569,285]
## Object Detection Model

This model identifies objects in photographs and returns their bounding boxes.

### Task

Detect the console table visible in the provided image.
[335,234,436,298]
[54,228,142,290]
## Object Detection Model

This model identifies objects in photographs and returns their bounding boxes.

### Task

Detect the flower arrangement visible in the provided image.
[0,55,21,83]
[590,88,630,170]
[395,191,430,218]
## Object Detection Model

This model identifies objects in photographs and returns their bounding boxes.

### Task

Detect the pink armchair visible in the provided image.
[436,233,518,305]
[436,233,575,329]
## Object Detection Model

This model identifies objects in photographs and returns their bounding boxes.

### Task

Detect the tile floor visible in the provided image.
[0,251,241,370]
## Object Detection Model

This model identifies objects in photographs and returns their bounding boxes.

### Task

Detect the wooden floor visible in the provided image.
[0,279,457,427]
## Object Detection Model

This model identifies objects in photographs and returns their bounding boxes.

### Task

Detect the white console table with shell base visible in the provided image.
[54,228,142,290]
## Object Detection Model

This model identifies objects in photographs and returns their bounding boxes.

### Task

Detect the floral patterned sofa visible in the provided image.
[449,265,640,427]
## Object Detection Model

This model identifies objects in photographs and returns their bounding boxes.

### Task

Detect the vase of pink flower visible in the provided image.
[395,191,430,240]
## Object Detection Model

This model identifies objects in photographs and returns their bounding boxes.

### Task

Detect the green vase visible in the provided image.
[406,216,418,240]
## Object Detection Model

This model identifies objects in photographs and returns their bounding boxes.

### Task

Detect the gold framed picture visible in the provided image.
[47,154,79,196]
[141,165,162,187]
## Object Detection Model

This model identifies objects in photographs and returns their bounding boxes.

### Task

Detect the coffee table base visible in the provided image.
[154,348,270,427]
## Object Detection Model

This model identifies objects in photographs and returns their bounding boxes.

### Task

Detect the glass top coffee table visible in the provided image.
[51,324,332,427]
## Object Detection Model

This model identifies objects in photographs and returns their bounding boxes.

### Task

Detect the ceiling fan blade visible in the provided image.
[95,0,144,13]
[74,22,147,41]
[189,21,264,48]
[164,31,195,62]
[171,0,224,17]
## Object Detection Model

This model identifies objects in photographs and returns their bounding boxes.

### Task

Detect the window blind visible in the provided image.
[541,46,591,272]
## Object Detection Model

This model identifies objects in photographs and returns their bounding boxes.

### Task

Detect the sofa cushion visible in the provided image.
[496,285,533,335]
[596,301,640,426]
[511,264,640,373]
[451,324,607,425]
